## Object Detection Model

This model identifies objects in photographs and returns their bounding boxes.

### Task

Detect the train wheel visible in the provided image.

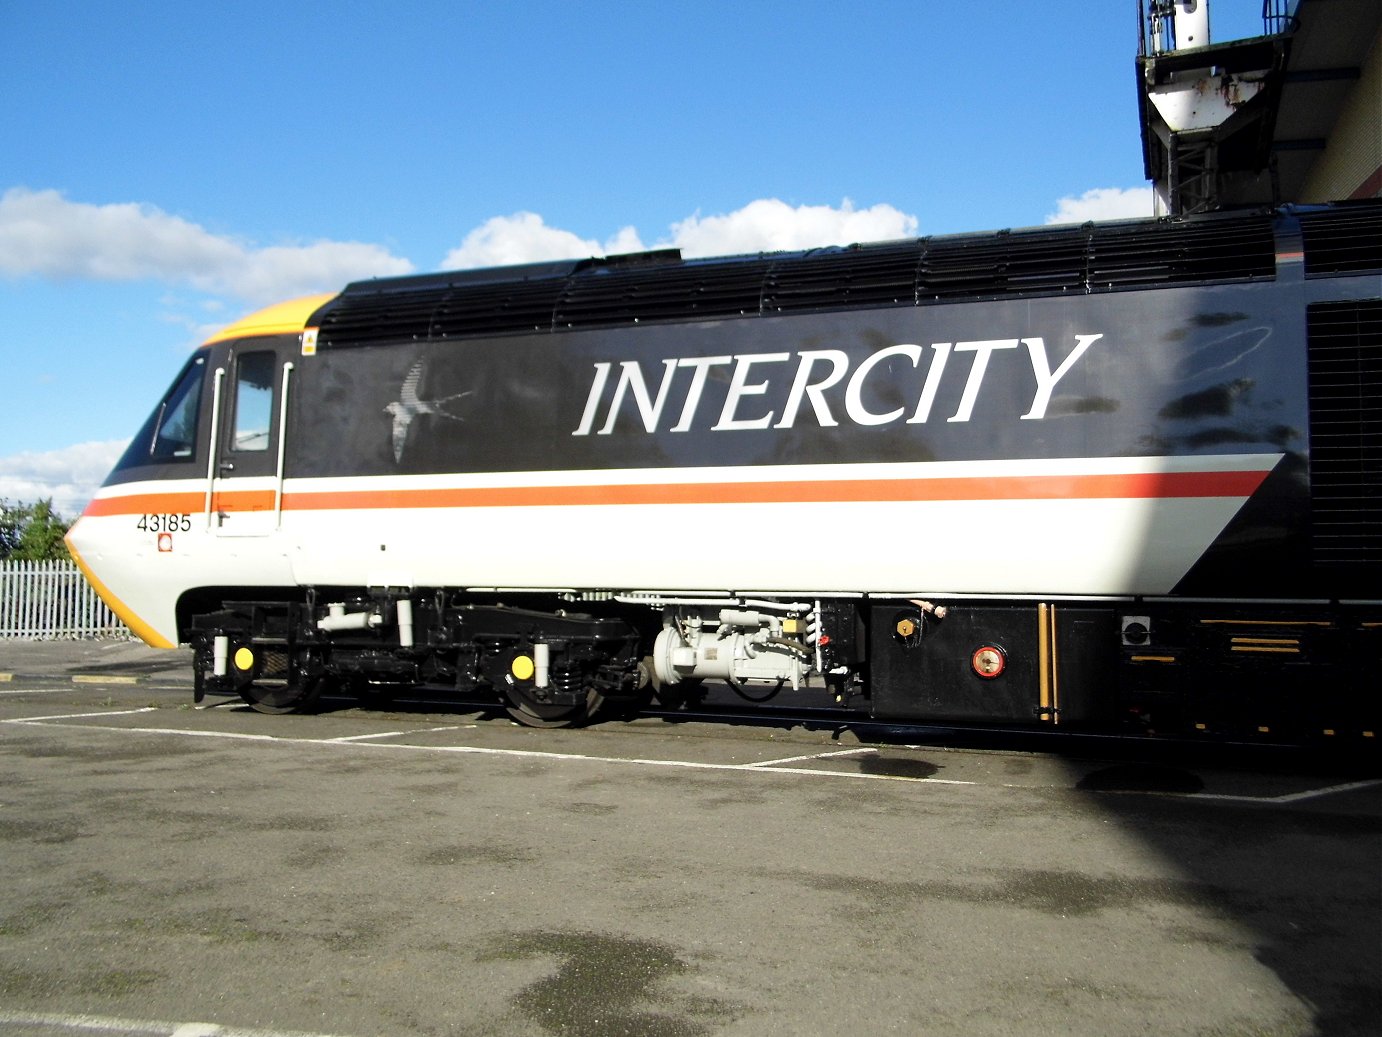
[503,685,603,728]
[239,675,330,715]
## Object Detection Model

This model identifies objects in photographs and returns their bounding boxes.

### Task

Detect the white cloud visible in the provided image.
[441,212,642,270]
[666,198,918,257]
[1044,187,1154,225]
[4,188,923,302]
[440,198,919,270]
[0,187,415,306]
[0,440,130,519]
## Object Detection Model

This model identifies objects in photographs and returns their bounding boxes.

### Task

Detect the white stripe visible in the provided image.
[1267,778,1382,803]
[325,726,462,742]
[89,451,1284,498]
[1,707,159,723]
[741,747,877,767]
[0,1009,355,1037]
[1089,777,1382,804]
[11,709,1358,804]
[1198,778,1382,804]
[6,714,974,784]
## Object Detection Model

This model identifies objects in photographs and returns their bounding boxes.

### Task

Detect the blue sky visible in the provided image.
[0,1,1271,515]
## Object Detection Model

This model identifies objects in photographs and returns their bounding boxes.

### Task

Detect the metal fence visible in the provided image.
[0,560,130,639]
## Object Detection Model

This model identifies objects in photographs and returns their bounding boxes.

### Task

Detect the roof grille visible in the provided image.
[1299,205,1382,275]
[1086,214,1275,287]
[919,228,1089,301]
[429,281,564,338]
[1307,299,1382,567]
[313,285,438,345]
[764,244,922,312]
[308,206,1324,347]
[554,258,772,329]
[316,279,567,347]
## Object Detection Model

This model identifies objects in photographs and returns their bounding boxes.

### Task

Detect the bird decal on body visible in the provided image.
[386,360,472,462]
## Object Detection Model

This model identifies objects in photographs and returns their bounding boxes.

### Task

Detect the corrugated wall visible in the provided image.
[1304,35,1382,201]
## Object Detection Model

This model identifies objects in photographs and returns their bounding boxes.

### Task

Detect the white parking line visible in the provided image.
[0,1008,355,1037]
[4,707,1375,801]
[1,710,968,785]
[1177,778,1382,804]
[1269,778,1382,802]
[741,747,877,767]
[325,726,463,742]
[4,707,159,722]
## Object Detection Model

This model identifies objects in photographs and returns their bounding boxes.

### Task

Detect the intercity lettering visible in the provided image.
[572,335,1103,436]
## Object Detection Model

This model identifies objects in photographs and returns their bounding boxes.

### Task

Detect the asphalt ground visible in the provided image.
[0,639,1378,1037]
[0,639,195,687]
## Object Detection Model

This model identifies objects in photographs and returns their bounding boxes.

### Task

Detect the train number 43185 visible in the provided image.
[137,513,192,533]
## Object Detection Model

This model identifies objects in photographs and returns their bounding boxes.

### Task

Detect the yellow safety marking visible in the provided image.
[1032,604,1061,725]
[0,674,11,683]
[63,536,175,649]
[201,293,337,345]
[1231,636,1300,645]
[1130,655,1176,663]
[73,675,138,685]
[1230,645,1301,654]
[1049,605,1060,726]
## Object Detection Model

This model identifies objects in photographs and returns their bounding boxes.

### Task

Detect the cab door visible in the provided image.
[210,343,294,538]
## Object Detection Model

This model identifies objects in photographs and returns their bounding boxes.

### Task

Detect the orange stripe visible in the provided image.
[214,490,276,512]
[287,470,1268,510]
[83,492,205,517]
[81,490,275,517]
[83,469,1270,517]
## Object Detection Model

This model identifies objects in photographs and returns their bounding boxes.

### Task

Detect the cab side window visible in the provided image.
[232,352,276,452]
[150,356,206,461]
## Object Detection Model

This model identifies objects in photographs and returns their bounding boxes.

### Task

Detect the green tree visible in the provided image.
[0,498,72,561]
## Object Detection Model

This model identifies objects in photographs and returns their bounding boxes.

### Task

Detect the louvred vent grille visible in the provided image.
[314,286,439,345]
[309,206,1322,347]
[1300,205,1382,275]
[764,244,922,312]
[554,259,772,328]
[317,280,565,346]
[918,228,1090,300]
[428,281,565,338]
[1086,214,1275,287]
[1307,299,1382,566]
